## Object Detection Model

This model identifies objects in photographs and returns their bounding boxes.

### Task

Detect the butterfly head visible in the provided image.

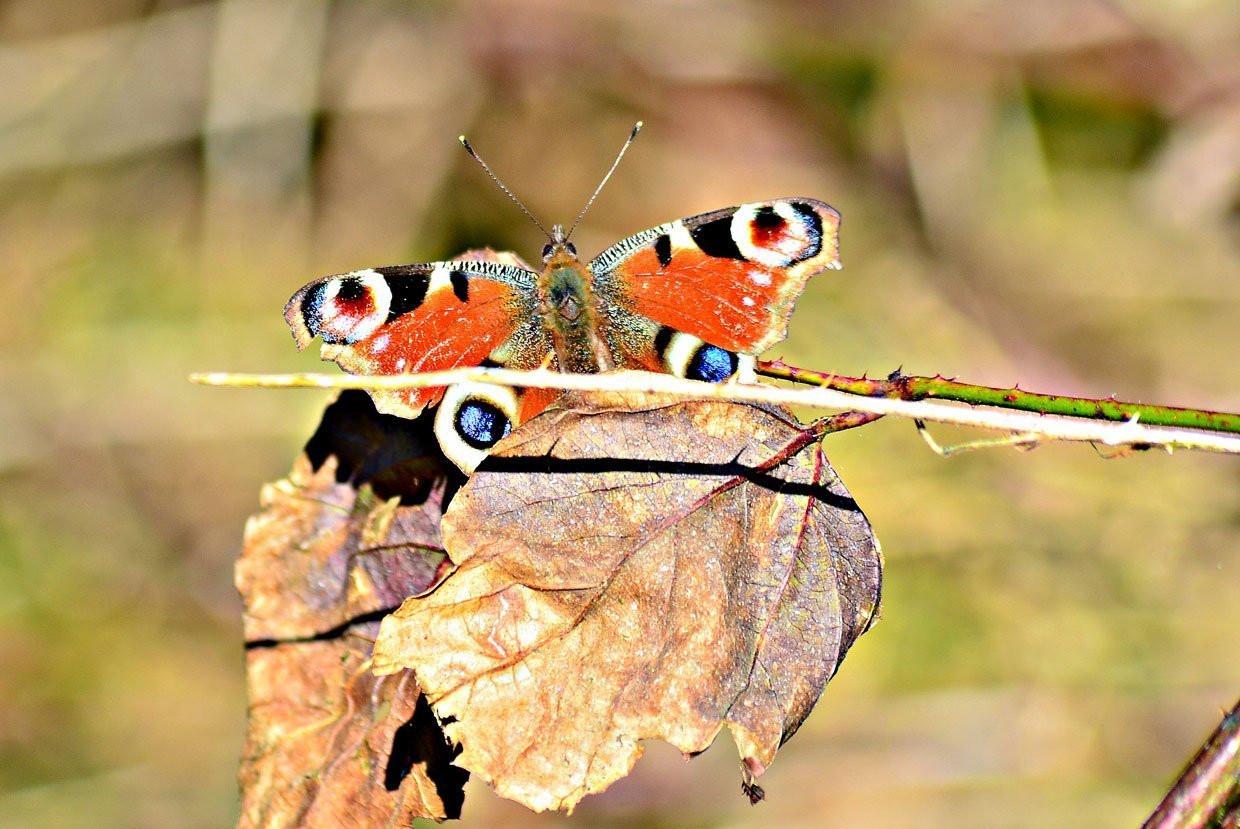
[540,224,578,263]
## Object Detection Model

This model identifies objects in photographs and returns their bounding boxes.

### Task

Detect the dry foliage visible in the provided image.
[241,634,466,825]
[373,391,882,812]
[236,392,466,825]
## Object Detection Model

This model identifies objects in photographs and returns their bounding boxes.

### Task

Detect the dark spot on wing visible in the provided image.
[335,276,367,303]
[383,273,430,323]
[749,205,788,249]
[450,270,470,302]
[789,202,824,261]
[302,283,328,338]
[690,215,745,260]
[653,326,675,358]
[753,205,785,228]
[653,233,672,268]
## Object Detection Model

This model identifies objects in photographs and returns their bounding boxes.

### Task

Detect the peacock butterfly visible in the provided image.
[285,125,841,471]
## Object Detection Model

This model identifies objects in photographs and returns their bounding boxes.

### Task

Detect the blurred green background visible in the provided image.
[1,1,1238,827]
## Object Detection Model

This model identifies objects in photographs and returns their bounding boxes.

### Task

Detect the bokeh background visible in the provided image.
[2,1,1238,827]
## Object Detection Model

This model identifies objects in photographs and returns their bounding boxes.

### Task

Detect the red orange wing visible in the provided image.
[590,199,841,359]
[284,258,544,419]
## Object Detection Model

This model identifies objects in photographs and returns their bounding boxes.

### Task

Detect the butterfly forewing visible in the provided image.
[284,259,543,419]
[590,198,841,356]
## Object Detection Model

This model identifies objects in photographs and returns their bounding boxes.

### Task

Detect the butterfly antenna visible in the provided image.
[565,121,643,243]
[458,134,551,239]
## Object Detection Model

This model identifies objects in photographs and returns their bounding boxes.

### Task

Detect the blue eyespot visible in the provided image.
[456,401,513,449]
[687,345,738,383]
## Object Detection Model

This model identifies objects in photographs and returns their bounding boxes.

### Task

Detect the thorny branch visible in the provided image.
[190,360,1240,456]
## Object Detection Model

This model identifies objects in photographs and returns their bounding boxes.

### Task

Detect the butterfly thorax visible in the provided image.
[538,246,616,373]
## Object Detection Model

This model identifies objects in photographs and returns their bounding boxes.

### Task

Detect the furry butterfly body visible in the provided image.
[286,198,841,470]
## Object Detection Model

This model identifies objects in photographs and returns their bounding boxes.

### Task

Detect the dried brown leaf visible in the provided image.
[239,630,466,826]
[236,391,450,642]
[237,391,467,825]
[372,390,883,813]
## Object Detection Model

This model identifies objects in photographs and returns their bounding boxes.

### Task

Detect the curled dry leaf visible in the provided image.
[372,390,883,813]
[237,391,467,826]
[242,628,467,826]
[236,390,451,642]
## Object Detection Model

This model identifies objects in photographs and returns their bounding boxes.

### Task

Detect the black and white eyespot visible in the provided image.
[730,202,823,268]
[303,269,392,344]
[658,330,740,383]
[434,381,520,473]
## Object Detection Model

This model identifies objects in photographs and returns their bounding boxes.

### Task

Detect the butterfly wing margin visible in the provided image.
[590,198,841,357]
[284,259,544,419]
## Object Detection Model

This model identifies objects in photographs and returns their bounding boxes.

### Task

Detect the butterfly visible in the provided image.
[285,127,841,472]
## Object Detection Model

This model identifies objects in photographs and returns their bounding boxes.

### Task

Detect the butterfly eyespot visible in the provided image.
[658,330,739,384]
[302,269,392,344]
[457,400,513,448]
[729,202,824,268]
[686,344,738,383]
[434,381,521,473]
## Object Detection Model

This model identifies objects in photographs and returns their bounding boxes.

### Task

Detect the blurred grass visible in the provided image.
[1,1,1238,827]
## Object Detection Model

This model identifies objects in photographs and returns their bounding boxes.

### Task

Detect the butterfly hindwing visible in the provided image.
[591,198,841,356]
[433,381,563,472]
[284,258,543,419]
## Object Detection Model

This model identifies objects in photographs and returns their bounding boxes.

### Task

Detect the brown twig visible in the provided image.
[1142,698,1240,829]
